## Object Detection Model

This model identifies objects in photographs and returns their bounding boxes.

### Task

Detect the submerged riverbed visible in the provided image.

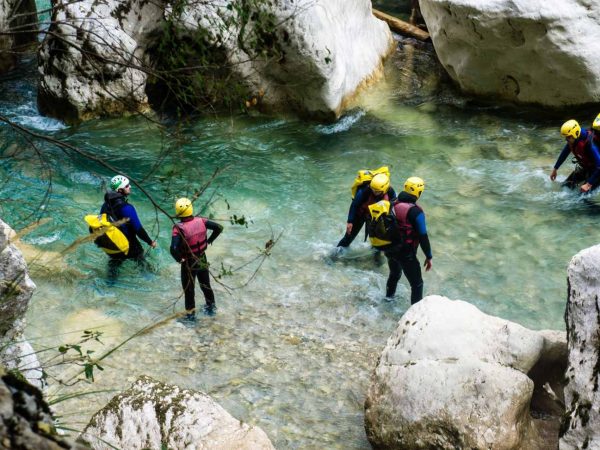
[0,37,594,448]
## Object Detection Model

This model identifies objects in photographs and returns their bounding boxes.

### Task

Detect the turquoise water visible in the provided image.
[0,44,592,448]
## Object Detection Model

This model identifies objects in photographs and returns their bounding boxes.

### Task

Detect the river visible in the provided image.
[0,18,594,450]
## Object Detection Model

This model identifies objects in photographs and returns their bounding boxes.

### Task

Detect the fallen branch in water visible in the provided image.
[373,9,430,42]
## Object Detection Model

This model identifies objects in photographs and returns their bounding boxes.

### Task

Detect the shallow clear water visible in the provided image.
[0,42,593,448]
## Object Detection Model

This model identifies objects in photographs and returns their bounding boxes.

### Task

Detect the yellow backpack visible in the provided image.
[84,213,129,255]
[367,200,396,248]
[350,166,390,198]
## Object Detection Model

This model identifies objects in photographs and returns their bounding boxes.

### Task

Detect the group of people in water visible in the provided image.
[335,170,432,305]
[93,170,432,324]
[94,176,222,324]
[90,116,599,324]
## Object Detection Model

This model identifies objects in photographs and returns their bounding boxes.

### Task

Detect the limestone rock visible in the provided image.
[419,0,600,107]
[365,296,566,450]
[0,219,41,388]
[82,375,275,450]
[0,366,87,449]
[38,0,394,122]
[180,0,394,119]
[560,245,600,449]
[37,0,164,122]
[0,0,37,74]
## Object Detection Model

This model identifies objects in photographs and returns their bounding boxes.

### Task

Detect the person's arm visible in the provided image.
[347,187,368,227]
[414,211,432,271]
[583,140,600,191]
[170,233,183,262]
[205,219,223,244]
[387,186,397,201]
[551,144,570,180]
[122,204,156,247]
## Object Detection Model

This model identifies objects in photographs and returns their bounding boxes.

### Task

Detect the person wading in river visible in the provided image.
[337,171,396,252]
[550,119,600,193]
[100,175,157,280]
[170,197,223,324]
[383,176,432,304]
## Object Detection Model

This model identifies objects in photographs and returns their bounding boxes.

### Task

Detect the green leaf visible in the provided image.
[84,364,94,381]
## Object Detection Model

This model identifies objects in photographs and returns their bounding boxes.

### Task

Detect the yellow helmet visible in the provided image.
[404,177,425,198]
[175,198,193,217]
[370,173,390,195]
[560,119,581,139]
[593,114,600,131]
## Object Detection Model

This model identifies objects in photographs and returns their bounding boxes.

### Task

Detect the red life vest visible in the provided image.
[360,191,391,218]
[571,133,595,171]
[392,201,423,250]
[173,217,207,256]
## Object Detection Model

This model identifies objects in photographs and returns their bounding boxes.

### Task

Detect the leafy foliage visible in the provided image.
[54,330,105,384]
[146,0,289,116]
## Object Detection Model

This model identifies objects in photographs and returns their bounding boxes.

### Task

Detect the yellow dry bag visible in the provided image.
[367,200,395,248]
[350,166,390,198]
[84,213,129,255]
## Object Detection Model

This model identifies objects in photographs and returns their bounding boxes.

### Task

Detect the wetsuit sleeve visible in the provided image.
[205,219,223,245]
[170,233,182,262]
[122,204,153,245]
[347,187,369,222]
[587,139,600,185]
[553,144,570,170]
[388,187,397,201]
[413,211,432,259]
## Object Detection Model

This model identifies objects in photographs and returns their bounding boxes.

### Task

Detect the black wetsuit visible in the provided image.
[100,192,154,279]
[384,192,432,304]
[170,217,223,312]
[100,192,153,260]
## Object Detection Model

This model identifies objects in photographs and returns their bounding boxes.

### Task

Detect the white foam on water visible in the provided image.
[27,232,60,245]
[5,111,66,132]
[315,110,365,135]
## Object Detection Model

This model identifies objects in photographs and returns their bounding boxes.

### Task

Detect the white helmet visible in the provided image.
[110,175,130,191]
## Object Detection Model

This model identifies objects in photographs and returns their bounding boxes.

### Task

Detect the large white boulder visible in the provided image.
[419,0,600,107]
[37,0,164,122]
[0,219,42,388]
[181,0,394,118]
[82,376,275,450]
[365,296,566,450]
[37,0,394,122]
[560,245,600,449]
